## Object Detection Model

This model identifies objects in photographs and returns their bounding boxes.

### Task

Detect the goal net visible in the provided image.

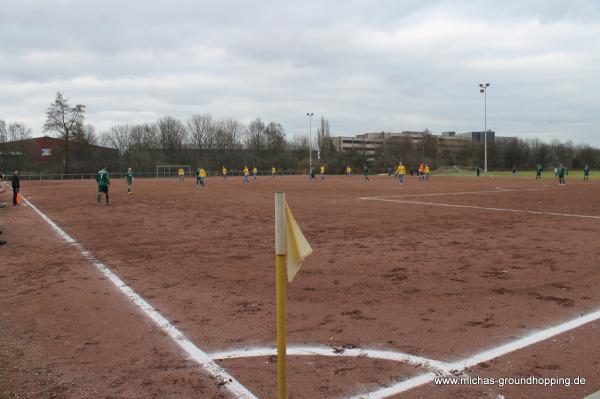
[156,164,192,178]
[432,165,478,176]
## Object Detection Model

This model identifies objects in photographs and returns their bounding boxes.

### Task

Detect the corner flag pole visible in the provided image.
[274,192,287,399]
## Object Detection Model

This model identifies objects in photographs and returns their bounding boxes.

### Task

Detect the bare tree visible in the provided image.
[6,122,32,142]
[317,117,335,161]
[188,114,215,151]
[104,124,133,156]
[245,118,266,151]
[43,92,86,173]
[0,120,6,143]
[264,122,286,151]
[157,116,187,157]
[73,123,98,145]
[215,118,243,151]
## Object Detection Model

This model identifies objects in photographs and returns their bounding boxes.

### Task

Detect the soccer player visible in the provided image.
[320,165,326,180]
[96,166,110,206]
[271,165,276,178]
[198,167,207,188]
[346,165,352,176]
[584,164,590,181]
[222,166,228,179]
[535,163,543,180]
[476,166,480,177]
[424,164,431,181]
[125,168,133,194]
[363,164,370,181]
[396,162,406,186]
[418,163,425,182]
[558,164,566,185]
[11,169,20,206]
[252,166,258,181]
[309,165,316,182]
[243,166,250,183]
[178,167,185,182]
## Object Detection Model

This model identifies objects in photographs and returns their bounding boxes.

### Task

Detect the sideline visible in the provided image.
[19,191,257,399]
[360,197,600,220]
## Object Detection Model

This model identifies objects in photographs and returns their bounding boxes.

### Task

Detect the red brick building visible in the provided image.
[0,136,118,173]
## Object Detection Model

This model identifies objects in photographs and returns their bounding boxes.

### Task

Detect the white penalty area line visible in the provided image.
[358,187,542,200]
[209,345,454,375]
[20,195,258,399]
[347,307,600,399]
[360,197,600,220]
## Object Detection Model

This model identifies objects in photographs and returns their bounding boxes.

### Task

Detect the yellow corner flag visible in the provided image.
[274,192,312,399]
[284,203,313,283]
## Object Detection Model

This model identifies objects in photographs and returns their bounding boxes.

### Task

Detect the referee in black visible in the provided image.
[11,169,20,206]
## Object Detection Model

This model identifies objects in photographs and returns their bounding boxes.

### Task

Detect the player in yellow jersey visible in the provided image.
[424,165,431,181]
[243,166,250,183]
[178,167,185,182]
[271,165,276,178]
[320,165,326,180]
[252,166,258,181]
[396,162,406,186]
[222,166,228,180]
[197,167,207,188]
[346,165,352,176]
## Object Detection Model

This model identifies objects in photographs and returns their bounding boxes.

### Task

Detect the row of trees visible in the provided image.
[2,92,600,174]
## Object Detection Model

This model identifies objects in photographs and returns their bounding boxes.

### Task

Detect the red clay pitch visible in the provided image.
[1,174,600,398]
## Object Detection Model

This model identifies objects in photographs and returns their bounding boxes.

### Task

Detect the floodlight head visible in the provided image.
[486,83,490,87]
[479,83,483,87]
[480,89,484,93]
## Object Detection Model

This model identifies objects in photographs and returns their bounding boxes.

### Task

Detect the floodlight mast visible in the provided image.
[478,83,490,174]
[306,113,314,171]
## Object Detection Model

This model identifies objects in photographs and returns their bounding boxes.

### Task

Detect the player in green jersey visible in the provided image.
[125,168,133,194]
[558,164,566,186]
[584,164,590,182]
[97,166,110,205]
[535,163,543,180]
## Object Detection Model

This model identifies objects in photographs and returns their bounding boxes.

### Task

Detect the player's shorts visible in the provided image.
[98,185,109,193]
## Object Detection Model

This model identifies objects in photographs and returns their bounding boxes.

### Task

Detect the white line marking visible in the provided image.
[360,198,600,220]
[347,308,600,398]
[358,188,541,200]
[209,345,453,375]
[347,373,438,399]
[20,194,258,399]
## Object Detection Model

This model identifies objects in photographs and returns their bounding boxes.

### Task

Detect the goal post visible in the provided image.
[155,164,192,178]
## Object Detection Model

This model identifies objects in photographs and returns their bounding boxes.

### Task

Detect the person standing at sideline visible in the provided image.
[177,167,185,182]
[125,168,134,194]
[96,166,110,206]
[584,164,590,182]
[320,165,326,180]
[271,165,276,178]
[363,164,370,181]
[11,170,20,206]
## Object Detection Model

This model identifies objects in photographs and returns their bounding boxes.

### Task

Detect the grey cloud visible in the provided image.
[1,0,599,145]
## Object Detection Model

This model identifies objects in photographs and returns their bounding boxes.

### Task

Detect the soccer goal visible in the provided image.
[432,165,477,176]
[156,164,192,178]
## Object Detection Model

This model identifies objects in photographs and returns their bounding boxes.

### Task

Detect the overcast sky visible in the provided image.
[1,0,599,144]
